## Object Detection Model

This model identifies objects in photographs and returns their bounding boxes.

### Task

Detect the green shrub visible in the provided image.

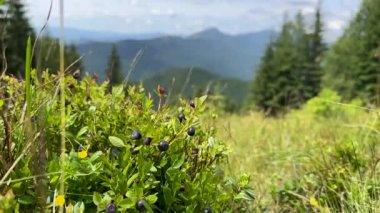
[0,72,254,212]
[271,138,380,212]
[305,88,363,119]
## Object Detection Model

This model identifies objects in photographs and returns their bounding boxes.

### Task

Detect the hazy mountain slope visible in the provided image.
[141,67,250,106]
[44,26,163,43]
[77,28,273,81]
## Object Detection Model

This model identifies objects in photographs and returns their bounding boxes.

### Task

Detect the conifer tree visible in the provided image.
[0,0,35,76]
[105,45,124,87]
[251,40,276,114]
[251,8,325,115]
[324,0,380,104]
[307,4,324,98]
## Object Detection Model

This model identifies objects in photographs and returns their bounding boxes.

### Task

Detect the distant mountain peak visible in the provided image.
[189,27,227,39]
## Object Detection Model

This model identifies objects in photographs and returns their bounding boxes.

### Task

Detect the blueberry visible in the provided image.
[158,141,169,152]
[192,148,199,155]
[130,145,139,155]
[187,127,195,136]
[189,100,195,108]
[73,71,80,80]
[131,130,142,140]
[135,198,147,212]
[68,82,75,89]
[158,85,166,95]
[111,148,120,158]
[204,208,212,213]
[31,115,37,122]
[106,202,116,213]
[178,113,186,123]
[143,137,152,146]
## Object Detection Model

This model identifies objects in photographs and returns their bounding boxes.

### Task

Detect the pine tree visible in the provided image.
[0,5,6,72]
[0,0,35,77]
[293,12,311,103]
[105,45,124,87]
[270,21,300,112]
[324,0,380,105]
[307,4,324,98]
[251,9,325,115]
[251,20,300,115]
[251,40,276,114]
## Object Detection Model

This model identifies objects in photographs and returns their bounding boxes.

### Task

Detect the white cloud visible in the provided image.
[23,0,361,40]
[327,20,345,30]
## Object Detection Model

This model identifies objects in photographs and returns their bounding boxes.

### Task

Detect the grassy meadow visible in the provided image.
[214,102,380,211]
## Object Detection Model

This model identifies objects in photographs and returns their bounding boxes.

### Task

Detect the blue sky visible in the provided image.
[25,0,360,41]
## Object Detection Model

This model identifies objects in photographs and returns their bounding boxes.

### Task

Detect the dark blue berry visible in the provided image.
[68,83,75,89]
[158,141,169,152]
[106,203,116,213]
[187,127,195,136]
[131,130,142,140]
[204,208,212,213]
[111,148,120,158]
[189,100,195,108]
[135,198,147,212]
[178,113,186,123]
[192,148,199,155]
[31,115,37,122]
[73,71,80,79]
[143,137,152,145]
[130,145,139,155]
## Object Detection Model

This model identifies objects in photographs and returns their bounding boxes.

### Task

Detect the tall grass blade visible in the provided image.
[59,0,66,212]
[25,37,31,114]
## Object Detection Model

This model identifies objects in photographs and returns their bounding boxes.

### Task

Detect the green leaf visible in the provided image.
[127,173,139,187]
[109,136,125,147]
[208,137,215,149]
[126,190,137,200]
[73,202,85,213]
[101,194,112,206]
[89,105,96,112]
[93,192,102,206]
[172,153,185,169]
[163,186,173,208]
[198,95,208,105]
[146,194,158,204]
[50,175,59,184]
[0,99,3,108]
[235,189,255,201]
[113,85,124,97]
[119,198,135,209]
[76,126,88,139]
[89,151,103,162]
[18,195,35,205]
[149,165,157,172]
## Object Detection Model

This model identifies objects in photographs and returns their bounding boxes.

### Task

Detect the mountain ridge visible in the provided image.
[77,27,274,81]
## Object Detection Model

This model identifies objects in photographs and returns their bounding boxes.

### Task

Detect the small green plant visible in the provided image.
[271,138,380,212]
[305,88,363,119]
[0,72,254,212]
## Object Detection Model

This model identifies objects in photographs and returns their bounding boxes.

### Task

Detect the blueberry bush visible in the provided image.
[0,71,254,212]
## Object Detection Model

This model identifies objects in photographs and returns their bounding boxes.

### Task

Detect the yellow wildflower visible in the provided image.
[309,197,319,207]
[78,150,88,159]
[55,194,65,206]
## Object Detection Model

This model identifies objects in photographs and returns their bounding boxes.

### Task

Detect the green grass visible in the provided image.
[214,105,380,211]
